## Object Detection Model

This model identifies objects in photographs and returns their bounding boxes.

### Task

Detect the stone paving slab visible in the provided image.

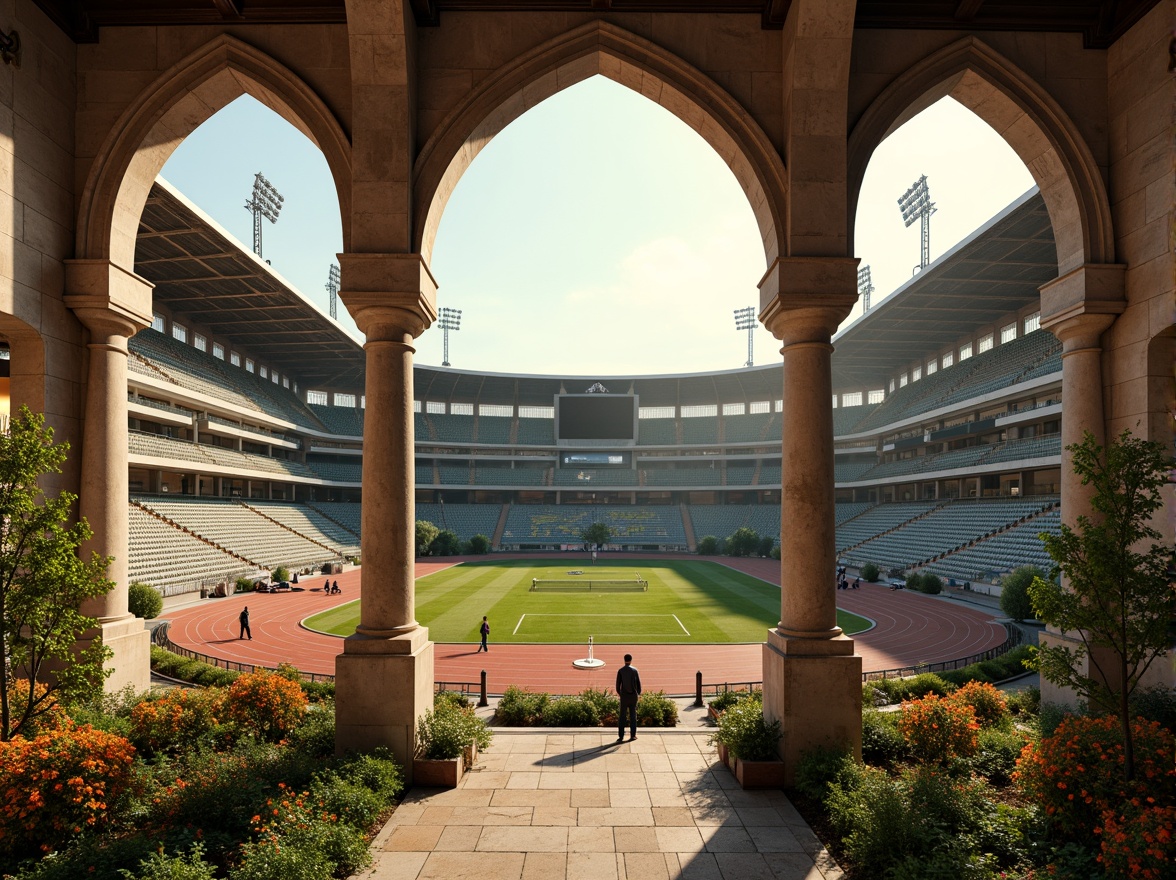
[356,732,844,880]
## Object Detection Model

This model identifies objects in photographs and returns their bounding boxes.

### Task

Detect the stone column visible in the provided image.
[334,254,437,777]
[65,260,154,694]
[758,257,863,781]
[1038,264,1126,707]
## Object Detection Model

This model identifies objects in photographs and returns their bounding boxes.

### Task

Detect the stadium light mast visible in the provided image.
[857,265,875,312]
[326,263,340,320]
[243,172,284,259]
[439,306,462,367]
[733,306,756,368]
[897,174,936,274]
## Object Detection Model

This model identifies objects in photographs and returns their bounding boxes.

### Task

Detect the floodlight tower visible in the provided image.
[857,265,875,313]
[326,263,340,320]
[733,306,756,368]
[439,306,462,367]
[243,172,284,259]
[897,175,936,274]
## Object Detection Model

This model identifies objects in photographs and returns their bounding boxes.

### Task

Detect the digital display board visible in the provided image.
[561,452,630,467]
[555,395,637,441]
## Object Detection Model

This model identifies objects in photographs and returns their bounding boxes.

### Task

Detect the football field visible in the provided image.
[304,559,871,644]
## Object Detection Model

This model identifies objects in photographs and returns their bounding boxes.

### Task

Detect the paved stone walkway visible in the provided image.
[359,731,844,880]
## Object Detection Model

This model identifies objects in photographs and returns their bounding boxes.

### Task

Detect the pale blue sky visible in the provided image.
[161,77,1033,376]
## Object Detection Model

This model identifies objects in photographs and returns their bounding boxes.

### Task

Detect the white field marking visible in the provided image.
[671,614,690,635]
[515,613,684,637]
[513,614,527,635]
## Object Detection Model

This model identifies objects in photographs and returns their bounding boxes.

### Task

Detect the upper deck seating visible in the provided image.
[310,501,362,536]
[681,418,719,445]
[501,505,686,546]
[637,419,677,445]
[477,416,513,444]
[722,413,771,444]
[307,460,362,482]
[308,404,364,436]
[473,465,549,486]
[832,404,877,436]
[517,418,555,445]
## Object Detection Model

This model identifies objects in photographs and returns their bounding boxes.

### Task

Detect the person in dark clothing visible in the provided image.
[615,653,641,742]
[478,616,490,652]
[239,606,252,640]
[332,581,340,594]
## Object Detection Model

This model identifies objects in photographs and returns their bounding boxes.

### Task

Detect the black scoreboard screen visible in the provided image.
[555,395,637,441]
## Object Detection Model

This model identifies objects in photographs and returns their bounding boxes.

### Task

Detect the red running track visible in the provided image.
[163,556,1008,694]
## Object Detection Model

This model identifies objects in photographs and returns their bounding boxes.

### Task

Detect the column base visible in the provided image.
[762,629,862,786]
[76,616,151,694]
[335,628,434,783]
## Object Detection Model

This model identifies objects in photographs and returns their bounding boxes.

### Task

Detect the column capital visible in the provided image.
[758,256,858,344]
[64,259,154,338]
[337,253,438,340]
[1039,263,1125,348]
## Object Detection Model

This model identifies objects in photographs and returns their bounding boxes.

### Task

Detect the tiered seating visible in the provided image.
[842,497,1057,570]
[308,404,364,436]
[681,418,719,445]
[722,413,770,443]
[835,459,875,481]
[744,505,781,540]
[129,395,194,420]
[688,505,749,539]
[477,416,512,444]
[134,496,340,569]
[926,507,1061,582]
[637,419,677,445]
[425,413,475,443]
[310,501,362,536]
[129,431,315,479]
[472,465,549,486]
[414,503,502,542]
[308,460,362,482]
[835,502,876,524]
[130,329,320,429]
[501,505,686,546]
[517,418,554,445]
[758,465,781,485]
[438,464,471,485]
[833,405,876,435]
[128,503,257,597]
[835,501,938,550]
[416,464,435,484]
[244,501,361,556]
[725,464,757,485]
[643,467,720,486]
[554,468,638,486]
[981,434,1061,464]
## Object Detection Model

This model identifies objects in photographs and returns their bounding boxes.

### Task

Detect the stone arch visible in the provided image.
[847,36,1114,275]
[413,20,787,270]
[76,34,351,272]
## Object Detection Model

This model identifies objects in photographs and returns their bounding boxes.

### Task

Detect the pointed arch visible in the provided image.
[77,34,352,271]
[412,21,787,270]
[847,36,1114,275]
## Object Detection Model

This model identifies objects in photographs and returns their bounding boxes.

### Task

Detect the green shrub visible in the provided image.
[128,582,163,620]
[435,690,474,711]
[271,566,290,583]
[970,726,1028,786]
[308,774,386,828]
[860,562,880,582]
[287,703,337,759]
[415,703,492,764]
[866,672,953,704]
[541,696,600,727]
[904,571,923,592]
[334,749,403,802]
[918,572,942,594]
[792,746,858,806]
[697,536,719,555]
[1130,686,1176,734]
[230,837,335,880]
[467,534,490,554]
[636,691,678,727]
[708,690,744,713]
[119,844,217,880]
[999,566,1043,621]
[496,686,549,726]
[235,577,256,594]
[579,688,619,724]
[710,694,778,760]
[861,708,909,768]
[1005,685,1040,718]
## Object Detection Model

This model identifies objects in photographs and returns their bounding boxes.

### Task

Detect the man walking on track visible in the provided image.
[239,606,252,640]
[478,616,490,652]
[616,653,641,742]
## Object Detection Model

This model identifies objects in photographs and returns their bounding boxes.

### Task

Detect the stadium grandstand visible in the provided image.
[124,179,1064,596]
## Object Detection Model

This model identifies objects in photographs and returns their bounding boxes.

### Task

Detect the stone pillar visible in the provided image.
[65,260,154,694]
[758,257,863,782]
[334,254,437,778]
[1038,264,1126,707]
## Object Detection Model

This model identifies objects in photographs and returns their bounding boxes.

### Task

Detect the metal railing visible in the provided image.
[436,674,489,707]
[861,623,1023,682]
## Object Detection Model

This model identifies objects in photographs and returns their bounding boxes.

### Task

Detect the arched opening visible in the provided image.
[421,74,771,374]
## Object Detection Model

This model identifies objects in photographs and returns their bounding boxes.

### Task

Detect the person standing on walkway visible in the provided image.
[478,616,490,652]
[616,653,641,742]
[239,606,252,640]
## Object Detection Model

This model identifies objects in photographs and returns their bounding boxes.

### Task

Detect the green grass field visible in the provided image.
[304,559,871,644]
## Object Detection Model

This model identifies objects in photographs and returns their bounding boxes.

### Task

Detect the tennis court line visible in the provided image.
[672,614,690,635]
[513,614,526,635]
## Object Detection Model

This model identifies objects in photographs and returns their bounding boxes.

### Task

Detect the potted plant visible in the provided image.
[707,689,743,724]
[413,701,493,788]
[708,694,784,789]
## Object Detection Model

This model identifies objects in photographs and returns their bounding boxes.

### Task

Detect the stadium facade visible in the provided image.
[1,0,1170,778]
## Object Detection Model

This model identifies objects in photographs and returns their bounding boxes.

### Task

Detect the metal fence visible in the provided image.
[861,623,1024,682]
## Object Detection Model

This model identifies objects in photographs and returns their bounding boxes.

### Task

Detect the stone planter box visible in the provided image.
[412,756,464,788]
[734,756,786,790]
[716,742,730,768]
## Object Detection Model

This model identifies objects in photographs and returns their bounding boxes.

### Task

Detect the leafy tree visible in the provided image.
[415,520,439,556]
[757,535,776,558]
[861,562,880,583]
[999,566,1044,621]
[0,407,114,741]
[429,529,461,556]
[467,534,490,555]
[725,527,760,557]
[697,536,718,555]
[1029,430,1175,781]
[581,522,612,550]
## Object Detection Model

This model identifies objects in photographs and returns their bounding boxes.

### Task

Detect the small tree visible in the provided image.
[429,529,461,556]
[415,519,439,556]
[127,582,163,620]
[725,527,760,557]
[861,562,880,583]
[697,535,718,555]
[0,407,114,741]
[1029,430,1175,781]
[757,535,775,558]
[999,566,1044,621]
[581,522,612,551]
[467,534,490,555]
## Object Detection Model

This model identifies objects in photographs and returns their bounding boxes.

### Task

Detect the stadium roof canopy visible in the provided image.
[136,180,367,389]
[831,188,1056,388]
